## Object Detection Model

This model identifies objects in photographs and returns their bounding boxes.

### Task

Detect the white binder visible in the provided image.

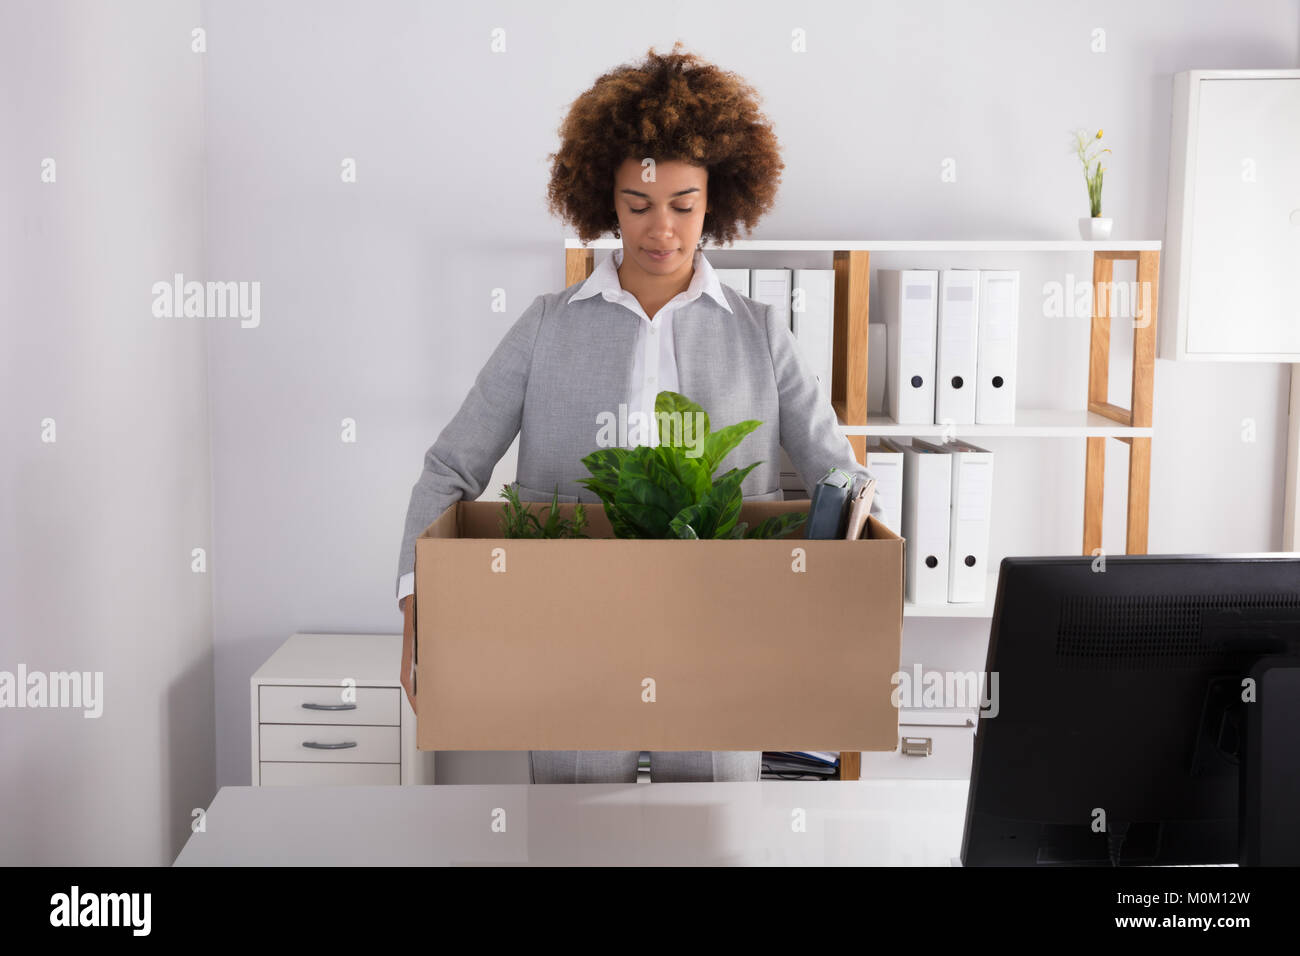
[935,270,980,426]
[901,438,953,605]
[942,439,994,603]
[865,438,906,535]
[791,269,836,404]
[868,323,887,415]
[714,268,751,298]
[750,268,792,330]
[877,270,939,424]
[975,271,1020,424]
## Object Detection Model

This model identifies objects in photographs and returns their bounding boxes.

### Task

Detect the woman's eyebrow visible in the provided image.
[619,187,701,199]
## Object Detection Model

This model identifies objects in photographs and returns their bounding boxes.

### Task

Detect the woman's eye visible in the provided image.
[630,207,694,214]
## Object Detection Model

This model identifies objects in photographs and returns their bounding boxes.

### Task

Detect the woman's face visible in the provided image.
[612,157,710,275]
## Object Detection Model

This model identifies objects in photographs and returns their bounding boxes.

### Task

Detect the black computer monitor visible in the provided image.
[961,553,1300,866]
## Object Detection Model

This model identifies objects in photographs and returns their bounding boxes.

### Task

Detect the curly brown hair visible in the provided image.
[546,42,785,246]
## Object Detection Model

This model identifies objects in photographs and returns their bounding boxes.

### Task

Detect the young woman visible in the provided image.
[397,42,881,785]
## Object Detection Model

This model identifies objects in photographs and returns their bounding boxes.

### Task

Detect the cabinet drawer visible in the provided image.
[859,721,977,780]
[259,761,401,786]
[259,684,399,726]
[259,723,401,763]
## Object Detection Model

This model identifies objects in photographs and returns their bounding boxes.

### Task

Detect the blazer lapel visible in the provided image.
[673,298,729,424]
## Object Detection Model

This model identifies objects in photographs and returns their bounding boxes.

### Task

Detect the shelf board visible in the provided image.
[843,409,1152,438]
[904,571,1000,618]
[565,238,1162,252]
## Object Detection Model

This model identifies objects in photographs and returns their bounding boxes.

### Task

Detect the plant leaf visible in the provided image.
[671,463,756,538]
[711,462,762,490]
[670,518,699,539]
[579,448,628,497]
[541,486,563,536]
[653,444,713,504]
[613,445,696,538]
[653,390,710,448]
[702,464,755,537]
[501,483,545,538]
[702,420,762,473]
[668,505,705,539]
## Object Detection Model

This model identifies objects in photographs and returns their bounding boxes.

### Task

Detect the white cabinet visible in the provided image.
[1162,70,1300,361]
[250,633,434,786]
[858,709,978,780]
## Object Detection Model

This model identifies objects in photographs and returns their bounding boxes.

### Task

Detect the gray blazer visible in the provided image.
[396,279,882,597]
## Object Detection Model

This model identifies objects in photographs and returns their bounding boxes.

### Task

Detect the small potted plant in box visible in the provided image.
[497,483,589,538]
[497,390,806,540]
[1072,127,1112,239]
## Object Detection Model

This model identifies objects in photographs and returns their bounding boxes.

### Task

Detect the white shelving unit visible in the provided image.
[854,409,1152,439]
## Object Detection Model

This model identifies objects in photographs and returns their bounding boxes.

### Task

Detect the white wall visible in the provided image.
[5,2,1298,858]
[0,0,213,864]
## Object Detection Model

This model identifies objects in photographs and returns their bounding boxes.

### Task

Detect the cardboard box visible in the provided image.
[413,499,903,752]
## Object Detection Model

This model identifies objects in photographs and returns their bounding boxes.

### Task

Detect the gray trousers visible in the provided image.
[529,750,761,783]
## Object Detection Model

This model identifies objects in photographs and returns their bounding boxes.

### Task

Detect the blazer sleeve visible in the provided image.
[765,302,885,519]
[395,293,547,597]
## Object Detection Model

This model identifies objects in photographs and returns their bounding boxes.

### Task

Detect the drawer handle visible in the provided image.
[900,736,933,756]
[301,702,357,711]
[301,740,358,750]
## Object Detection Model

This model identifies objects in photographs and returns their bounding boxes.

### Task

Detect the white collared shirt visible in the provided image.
[569,246,733,446]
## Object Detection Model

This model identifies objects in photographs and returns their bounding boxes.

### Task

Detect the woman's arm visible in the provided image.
[395,293,548,598]
[764,302,885,519]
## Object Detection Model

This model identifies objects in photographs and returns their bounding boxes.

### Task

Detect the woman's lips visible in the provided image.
[644,248,676,260]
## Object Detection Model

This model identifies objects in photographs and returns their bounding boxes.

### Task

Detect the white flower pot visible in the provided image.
[1079,216,1113,240]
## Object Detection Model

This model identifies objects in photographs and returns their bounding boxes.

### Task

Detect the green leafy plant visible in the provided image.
[1071,127,1111,217]
[498,483,589,538]
[577,390,806,540]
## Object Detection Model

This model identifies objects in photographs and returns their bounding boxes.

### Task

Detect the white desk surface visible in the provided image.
[174,779,970,866]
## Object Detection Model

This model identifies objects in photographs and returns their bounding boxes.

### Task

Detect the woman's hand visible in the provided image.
[399,594,416,714]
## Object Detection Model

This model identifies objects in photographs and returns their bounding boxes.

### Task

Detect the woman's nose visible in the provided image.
[648,210,675,236]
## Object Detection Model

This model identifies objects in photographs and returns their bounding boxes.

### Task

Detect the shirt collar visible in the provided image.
[570,246,733,314]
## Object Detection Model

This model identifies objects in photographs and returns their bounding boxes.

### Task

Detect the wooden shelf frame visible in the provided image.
[563,240,1161,782]
[1083,250,1160,556]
